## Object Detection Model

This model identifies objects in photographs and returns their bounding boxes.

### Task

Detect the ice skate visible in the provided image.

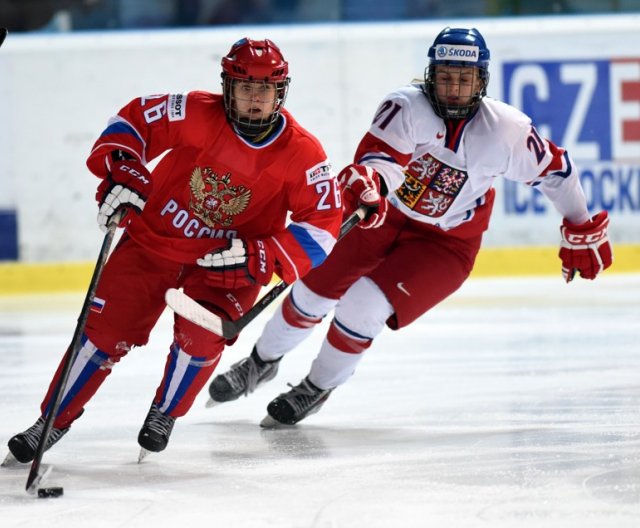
[137,403,175,462]
[260,377,333,427]
[5,416,71,464]
[207,346,280,407]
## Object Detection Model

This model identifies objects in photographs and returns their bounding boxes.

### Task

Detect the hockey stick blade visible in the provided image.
[165,287,234,338]
[26,464,52,495]
[165,206,368,339]
[0,28,7,48]
[165,280,288,340]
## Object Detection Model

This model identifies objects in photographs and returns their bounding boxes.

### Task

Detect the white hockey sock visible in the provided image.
[307,276,393,389]
[308,341,364,389]
[256,281,338,361]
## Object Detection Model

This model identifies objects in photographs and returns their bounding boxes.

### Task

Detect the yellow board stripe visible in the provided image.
[1,244,638,295]
[472,244,639,277]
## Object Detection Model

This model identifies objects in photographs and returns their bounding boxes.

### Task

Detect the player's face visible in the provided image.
[232,81,277,120]
[433,65,482,106]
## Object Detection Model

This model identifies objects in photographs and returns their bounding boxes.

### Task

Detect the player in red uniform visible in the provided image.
[206,27,613,427]
[6,38,343,462]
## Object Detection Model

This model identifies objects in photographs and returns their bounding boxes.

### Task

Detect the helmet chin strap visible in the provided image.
[423,84,481,120]
[233,116,280,143]
[441,94,482,120]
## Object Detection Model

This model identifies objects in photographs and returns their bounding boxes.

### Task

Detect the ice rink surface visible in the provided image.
[0,274,639,527]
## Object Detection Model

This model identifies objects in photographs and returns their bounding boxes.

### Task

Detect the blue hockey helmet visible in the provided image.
[424,27,490,119]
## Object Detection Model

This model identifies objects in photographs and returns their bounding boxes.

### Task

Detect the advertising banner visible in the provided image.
[500,57,639,243]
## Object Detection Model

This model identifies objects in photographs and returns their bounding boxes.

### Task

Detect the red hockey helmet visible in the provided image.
[221,38,290,138]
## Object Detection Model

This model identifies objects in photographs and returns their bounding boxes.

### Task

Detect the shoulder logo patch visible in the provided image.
[305,160,333,185]
[168,93,186,121]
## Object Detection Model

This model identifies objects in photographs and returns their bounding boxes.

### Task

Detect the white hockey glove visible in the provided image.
[96,159,152,232]
[197,239,276,289]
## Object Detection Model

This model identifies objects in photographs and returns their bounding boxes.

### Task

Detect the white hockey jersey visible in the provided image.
[355,83,589,234]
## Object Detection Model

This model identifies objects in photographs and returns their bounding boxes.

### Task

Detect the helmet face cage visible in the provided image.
[221,38,290,137]
[424,27,490,120]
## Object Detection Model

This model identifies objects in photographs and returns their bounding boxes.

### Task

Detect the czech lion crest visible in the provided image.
[189,167,251,227]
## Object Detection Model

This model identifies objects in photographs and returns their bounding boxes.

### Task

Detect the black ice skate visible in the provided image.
[4,416,71,465]
[260,377,333,427]
[137,403,175,462]
[207,346,280,407]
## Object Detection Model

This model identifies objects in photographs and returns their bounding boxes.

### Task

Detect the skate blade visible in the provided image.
[138,448,150,463]
[26,464,52,495]
[1,452,21,467]
[259,415,293,429]
[205,398,222,408]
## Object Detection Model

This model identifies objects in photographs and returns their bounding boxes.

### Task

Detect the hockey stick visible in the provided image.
[25,216,121,494]
[165,206,368,340]
[0,28,7,48]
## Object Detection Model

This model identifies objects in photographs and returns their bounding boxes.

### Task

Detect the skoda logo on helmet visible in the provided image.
[435,44,480,62]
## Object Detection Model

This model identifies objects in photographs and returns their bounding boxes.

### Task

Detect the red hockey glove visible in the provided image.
[559,211,612,282]
[96,159,152,232]
[197,239,275,289]
[338,164,388,229]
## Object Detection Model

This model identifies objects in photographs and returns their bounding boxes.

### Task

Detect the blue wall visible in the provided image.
[0,210,18,260]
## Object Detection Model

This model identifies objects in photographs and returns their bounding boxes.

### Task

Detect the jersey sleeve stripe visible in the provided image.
[289,221,336,255]
[103,117,145,146]
[547,151,573,178]
[358,153,398,164]
[287,226,328,268]
[88,142,144,163]
[89,117,148,166]
[287,223,335,267]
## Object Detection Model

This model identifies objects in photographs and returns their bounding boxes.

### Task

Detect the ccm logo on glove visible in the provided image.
[256,240,269,274]
[116,163,150,185]
[562,226,608,246]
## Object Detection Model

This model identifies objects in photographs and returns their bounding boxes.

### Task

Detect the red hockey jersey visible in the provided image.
[87,92,342,284]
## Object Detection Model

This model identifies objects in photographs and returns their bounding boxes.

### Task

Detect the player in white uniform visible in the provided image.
[206,27,613,426]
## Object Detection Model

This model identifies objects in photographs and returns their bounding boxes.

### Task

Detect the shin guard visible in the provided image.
[154,341,222,417]
[41,334,126,429]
